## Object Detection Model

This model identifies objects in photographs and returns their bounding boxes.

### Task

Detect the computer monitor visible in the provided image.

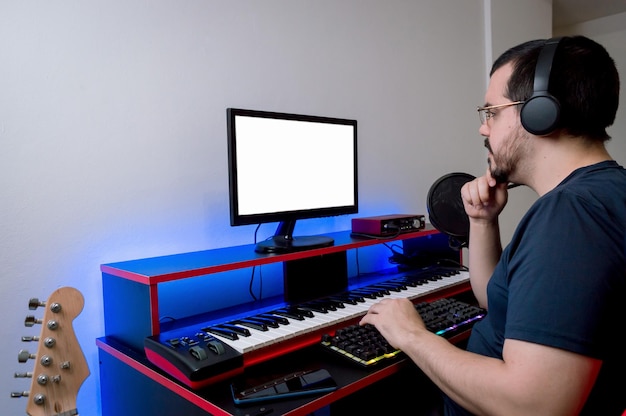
[227,108,358,253]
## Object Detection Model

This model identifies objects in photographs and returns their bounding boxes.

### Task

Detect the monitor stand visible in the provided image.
[254,220,334,254]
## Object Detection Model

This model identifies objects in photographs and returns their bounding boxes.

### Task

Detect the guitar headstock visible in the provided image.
[13,287,90,416]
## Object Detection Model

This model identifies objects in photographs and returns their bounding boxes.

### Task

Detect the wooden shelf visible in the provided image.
[100,227,440,284]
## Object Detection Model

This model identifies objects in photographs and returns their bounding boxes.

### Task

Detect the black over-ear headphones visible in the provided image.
[520,37,563,135]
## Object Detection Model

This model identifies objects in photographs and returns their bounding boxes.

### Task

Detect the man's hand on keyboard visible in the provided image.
[359,297,428,350]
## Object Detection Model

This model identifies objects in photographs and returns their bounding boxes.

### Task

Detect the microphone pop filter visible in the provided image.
[427,172,475,247]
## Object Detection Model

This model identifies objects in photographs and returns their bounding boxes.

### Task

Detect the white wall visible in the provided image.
[0,2,485,414]
[1,2,624,415]
[555,12,626,167]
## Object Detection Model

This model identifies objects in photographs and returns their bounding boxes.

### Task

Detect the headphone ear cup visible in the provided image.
[520,93,561,135]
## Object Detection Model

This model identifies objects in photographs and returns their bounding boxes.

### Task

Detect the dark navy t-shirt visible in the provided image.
[445,161,626,415]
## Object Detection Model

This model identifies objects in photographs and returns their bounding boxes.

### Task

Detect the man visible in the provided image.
[360,35,624,415]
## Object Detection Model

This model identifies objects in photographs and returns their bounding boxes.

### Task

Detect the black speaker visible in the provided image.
[520,37,562,136]
[283,252,348,303]
[427,172,475,248]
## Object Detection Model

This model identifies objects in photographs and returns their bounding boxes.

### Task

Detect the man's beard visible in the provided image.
[484,127,527,184]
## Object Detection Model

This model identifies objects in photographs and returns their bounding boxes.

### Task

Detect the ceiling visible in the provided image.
[553,0,626,27]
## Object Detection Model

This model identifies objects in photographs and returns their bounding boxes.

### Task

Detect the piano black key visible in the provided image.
[258,313,290,325]
[326,295,356,306]
[231,319,268,332]
[404,275,428,285]
[298,302,328,314]
[332,293,364,304]
[363,287,389,296]
[398,277,419,287]
[290,307,314,318]
[348,293,366,302]
[247,315,280,328]
[350,289,381,299]
[272,308,305,321]
[322,298,345,309]
[405,271,435,283]
[366,285,392,295]
[375,281,407,291]
[202,326,239,340]
[311,299,338,311]
[216,323,251,337]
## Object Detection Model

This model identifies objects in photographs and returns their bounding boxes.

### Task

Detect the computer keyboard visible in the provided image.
[320,297,486,367]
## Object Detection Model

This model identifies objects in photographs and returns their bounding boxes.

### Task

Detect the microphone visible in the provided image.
[427,173,521,248]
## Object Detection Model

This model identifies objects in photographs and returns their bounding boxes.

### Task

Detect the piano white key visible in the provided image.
[217,315,318,352]
[297,314,336,334]
[240,328,276,349]
[209,332,254,353]
[265,323,303,341]
[324,298,376,321]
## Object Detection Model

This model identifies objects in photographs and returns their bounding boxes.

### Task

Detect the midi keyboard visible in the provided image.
[144,265,473,389]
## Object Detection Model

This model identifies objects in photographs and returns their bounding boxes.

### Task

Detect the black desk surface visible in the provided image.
[98,325,467,416]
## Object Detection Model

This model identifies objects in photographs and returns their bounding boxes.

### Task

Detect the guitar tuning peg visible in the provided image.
[10,391,46,406]
[14,392,47,405]
[14,371,33,378]
[24,316,43,327]
[28,298,45,310]
[22,335,56,347]
[21,335,40,342]
[29,297,62,313]
[18,349,36,363]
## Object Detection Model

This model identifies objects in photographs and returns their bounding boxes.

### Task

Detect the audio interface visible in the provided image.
[351,214,425,236]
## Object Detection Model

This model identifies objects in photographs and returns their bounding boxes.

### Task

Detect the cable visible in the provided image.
[248,223,264,301]
[383,242,412,265]
[434,257,469,271]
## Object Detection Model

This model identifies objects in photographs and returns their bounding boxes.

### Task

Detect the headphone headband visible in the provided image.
[533,37,561,93]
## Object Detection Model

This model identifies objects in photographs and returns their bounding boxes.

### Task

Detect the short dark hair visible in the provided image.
[491,36,620,141]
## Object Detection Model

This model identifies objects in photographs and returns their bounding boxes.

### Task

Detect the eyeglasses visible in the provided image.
[477,101,525,124]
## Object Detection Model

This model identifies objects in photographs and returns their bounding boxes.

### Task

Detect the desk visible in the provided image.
[97,229,466,415]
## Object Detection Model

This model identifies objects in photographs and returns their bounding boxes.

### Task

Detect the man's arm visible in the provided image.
[360,298,602,415]
[467,218,502,307]
[460,172,508,307]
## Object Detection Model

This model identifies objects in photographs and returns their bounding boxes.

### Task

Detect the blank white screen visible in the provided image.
[234,115,355,216]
